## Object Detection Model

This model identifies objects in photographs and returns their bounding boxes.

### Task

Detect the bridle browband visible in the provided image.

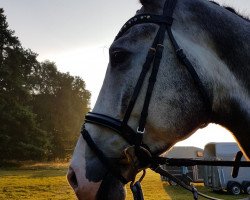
[80,0,250,199]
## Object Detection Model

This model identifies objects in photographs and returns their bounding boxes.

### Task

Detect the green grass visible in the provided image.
[128,170,249,200]
[163,184,249,200]
[0,163,249,200]
[0,162,75,200]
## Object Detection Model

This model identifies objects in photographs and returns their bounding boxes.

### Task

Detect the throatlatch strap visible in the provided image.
[122,48,156,126]
[166,27,211,113]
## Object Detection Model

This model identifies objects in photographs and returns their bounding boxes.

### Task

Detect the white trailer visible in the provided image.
[161,146,204,184]
[203,142,250,195]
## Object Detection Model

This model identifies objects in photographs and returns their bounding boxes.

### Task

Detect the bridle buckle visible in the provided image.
[137,127,145,134]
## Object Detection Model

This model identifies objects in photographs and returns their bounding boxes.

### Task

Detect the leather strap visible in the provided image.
[115,14,173,40]
[152,165,223,200]
[81,128,128,184]
[85,112,137,145]
[167,27,211,113]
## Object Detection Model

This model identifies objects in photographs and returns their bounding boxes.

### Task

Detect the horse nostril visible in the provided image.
[67,168,78,189]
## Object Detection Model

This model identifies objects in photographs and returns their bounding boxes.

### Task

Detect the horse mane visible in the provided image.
[209,1,250,22]
[192,0,250,91]
[139,0,250,22]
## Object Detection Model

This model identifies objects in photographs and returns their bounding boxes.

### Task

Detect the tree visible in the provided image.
[0,8,49,160]
[31,61,91,159]
[0,9,91,161]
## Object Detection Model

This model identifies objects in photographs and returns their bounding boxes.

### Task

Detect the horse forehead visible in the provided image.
[112,24,157,48]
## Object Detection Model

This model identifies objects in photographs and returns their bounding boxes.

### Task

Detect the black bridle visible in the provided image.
[83,0,209,181]
[81,0,250,199]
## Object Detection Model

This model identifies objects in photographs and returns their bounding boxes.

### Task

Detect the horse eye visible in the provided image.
[110,50,130,67]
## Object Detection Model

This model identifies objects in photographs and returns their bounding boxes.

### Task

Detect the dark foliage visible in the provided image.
[0,8,91,161]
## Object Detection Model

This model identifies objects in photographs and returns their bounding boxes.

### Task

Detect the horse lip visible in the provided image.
[67,167,79,190]
[67,167,97,200]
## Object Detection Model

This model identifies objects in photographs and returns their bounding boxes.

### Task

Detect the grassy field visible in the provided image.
[0,162,74,200]
[0,162,249,200]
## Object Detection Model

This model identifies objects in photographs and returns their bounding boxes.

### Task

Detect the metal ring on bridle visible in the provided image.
[137,127,145,134]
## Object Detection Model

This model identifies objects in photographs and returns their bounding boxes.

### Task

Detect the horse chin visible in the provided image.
[96,173,126,200]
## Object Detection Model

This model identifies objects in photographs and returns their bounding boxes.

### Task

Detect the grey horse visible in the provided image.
[67,0,250,199]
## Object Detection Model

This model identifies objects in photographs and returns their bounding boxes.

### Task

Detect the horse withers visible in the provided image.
[67,0,250,199]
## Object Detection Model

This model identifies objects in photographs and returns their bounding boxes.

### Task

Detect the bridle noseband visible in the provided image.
[81,0,213,198]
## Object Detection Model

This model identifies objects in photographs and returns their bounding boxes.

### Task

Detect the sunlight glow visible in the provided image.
[175,124,236,148]
[38,44,110,108]
[39,44,237,149]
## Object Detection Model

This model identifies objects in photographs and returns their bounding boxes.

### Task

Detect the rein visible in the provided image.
[151,151,250,200]
[81,0,250,199]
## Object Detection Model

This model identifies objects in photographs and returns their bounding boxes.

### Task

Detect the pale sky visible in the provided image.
[1,0,249,149]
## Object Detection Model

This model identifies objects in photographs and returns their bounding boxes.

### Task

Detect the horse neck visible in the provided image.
[178,0,250,158]
[209,6,249,157]
[187,0,250,89]
[203,1,250,157]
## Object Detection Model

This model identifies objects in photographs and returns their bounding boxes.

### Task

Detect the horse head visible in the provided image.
[67,0,250,199]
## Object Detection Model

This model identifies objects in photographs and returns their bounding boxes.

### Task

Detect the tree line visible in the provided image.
[0,8,91,161]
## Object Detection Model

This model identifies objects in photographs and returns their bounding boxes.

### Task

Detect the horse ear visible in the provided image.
[139,0,151,5]
[139,0,162,11]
